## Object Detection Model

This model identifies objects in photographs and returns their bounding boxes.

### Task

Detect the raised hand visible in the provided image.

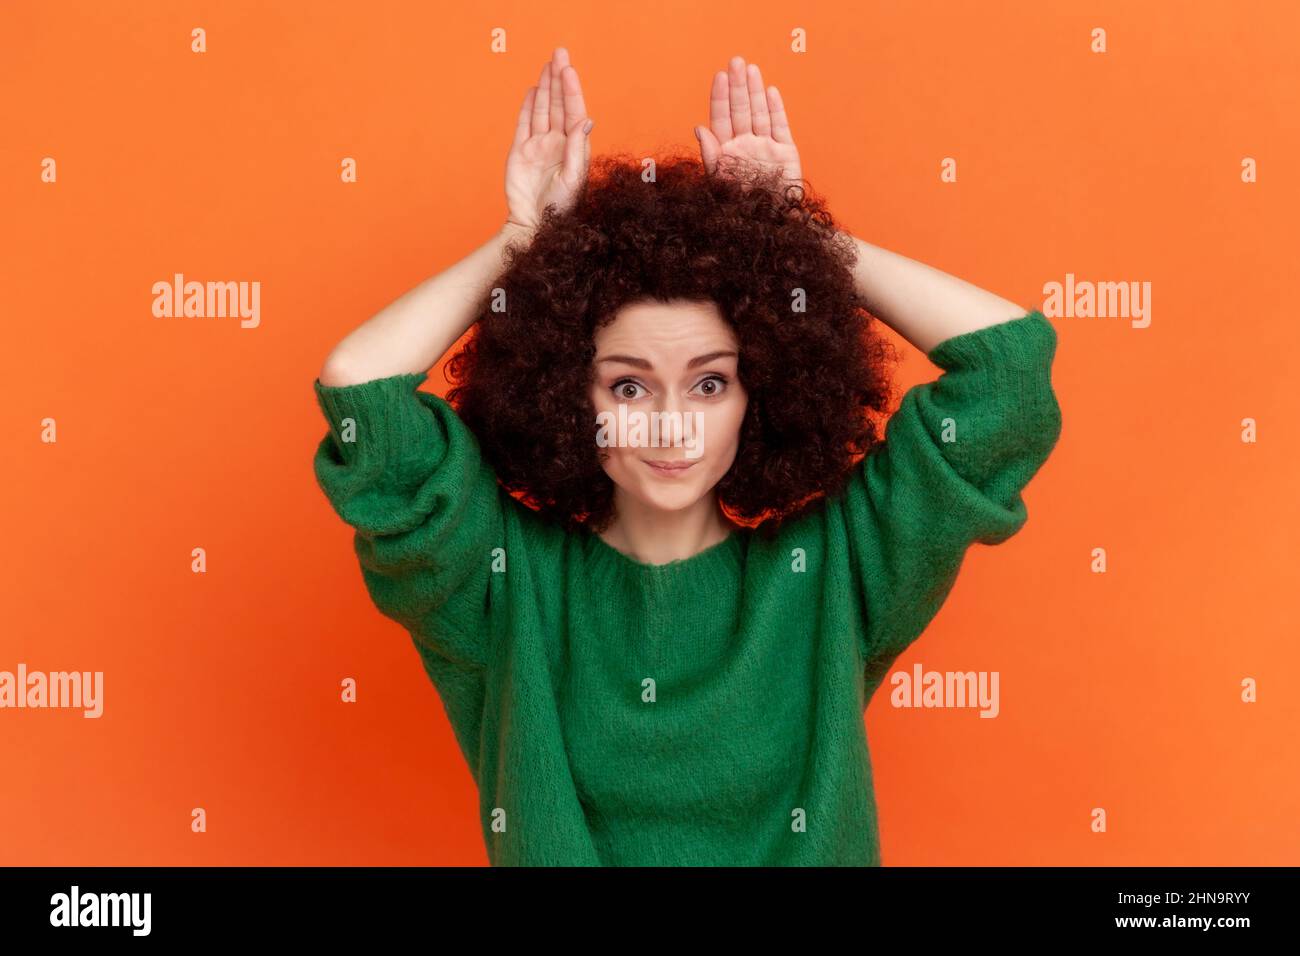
[695,55,802,191]
[504,47,594,232]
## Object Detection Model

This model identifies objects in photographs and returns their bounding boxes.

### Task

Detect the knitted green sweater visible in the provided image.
[312,310,1062,866]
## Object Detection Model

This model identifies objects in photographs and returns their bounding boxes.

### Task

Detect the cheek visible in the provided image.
[705,397,747,456]
[589,387,616,461]
[590,399,636,479]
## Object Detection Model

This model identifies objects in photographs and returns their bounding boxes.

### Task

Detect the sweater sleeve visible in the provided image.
[311,370,505,671]
[834,310,1063,687]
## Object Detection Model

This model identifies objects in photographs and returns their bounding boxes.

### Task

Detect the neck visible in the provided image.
[598,491,738,565]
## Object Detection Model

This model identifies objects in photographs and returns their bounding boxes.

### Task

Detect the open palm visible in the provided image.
[696,56,802,190]
[505,47,593,231]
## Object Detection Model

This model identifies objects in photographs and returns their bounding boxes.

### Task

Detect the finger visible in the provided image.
[561,64,588,132]
[696,125,722,174]
[549,48,568,132]
[708,70,732,141]
[727,55,752,136]
[747,63,771,138]
[533,62,551,133]
[513,85,538,147]
[563,116,593,184]
[582,113,591,171]
[767,85,794,144]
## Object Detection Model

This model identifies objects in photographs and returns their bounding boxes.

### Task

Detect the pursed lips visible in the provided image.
[643,458,698,474]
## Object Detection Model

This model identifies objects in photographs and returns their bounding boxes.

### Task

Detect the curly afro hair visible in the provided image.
[445,149,901,539]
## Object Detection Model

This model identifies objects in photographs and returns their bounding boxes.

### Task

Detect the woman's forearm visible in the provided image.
[318,222,533,387]
[841,233,1030,355]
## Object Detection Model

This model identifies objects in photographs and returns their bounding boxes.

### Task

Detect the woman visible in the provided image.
[312,48,1062,866]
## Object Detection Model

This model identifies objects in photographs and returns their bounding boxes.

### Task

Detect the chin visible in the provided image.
[605,457,726,514]
[635,485,707,513]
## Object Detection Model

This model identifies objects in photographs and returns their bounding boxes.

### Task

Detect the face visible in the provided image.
[589,298,748,517]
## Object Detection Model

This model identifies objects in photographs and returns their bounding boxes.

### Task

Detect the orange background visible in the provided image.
[3,0,1297,865]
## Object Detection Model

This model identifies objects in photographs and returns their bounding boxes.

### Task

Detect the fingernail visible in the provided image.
[693,126,701,141]
[583,119,594,135]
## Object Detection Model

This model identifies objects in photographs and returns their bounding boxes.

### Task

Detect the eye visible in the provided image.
[690,374,729,398]
[610,378,648,400]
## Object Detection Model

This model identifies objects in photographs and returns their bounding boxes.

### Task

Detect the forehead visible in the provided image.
[594,298,737,353]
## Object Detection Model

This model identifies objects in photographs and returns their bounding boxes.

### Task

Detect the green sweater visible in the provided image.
[312,310,1062,866]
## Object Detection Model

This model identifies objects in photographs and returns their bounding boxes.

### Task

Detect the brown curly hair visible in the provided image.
[445,149,901,539]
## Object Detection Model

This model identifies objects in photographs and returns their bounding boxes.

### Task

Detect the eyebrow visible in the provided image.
[595,350,738,370]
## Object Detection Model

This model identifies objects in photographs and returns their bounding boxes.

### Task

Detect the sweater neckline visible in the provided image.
[582,525,747,582]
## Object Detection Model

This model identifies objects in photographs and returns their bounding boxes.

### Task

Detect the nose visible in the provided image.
[650,388,692,452]
[654,388,685,417]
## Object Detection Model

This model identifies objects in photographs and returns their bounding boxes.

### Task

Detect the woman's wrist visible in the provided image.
[501,218,537,244]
